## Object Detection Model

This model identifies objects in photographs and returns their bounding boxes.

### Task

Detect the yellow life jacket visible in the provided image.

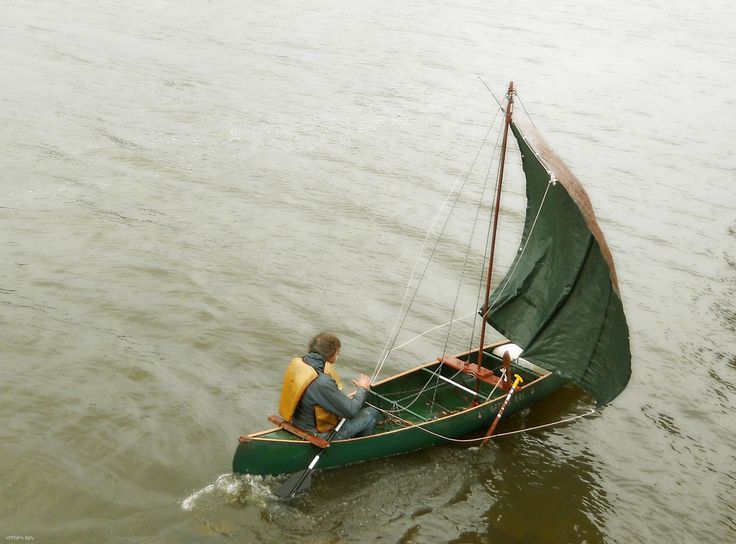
[324,361,343,391]
[278,357,344,433]
[314,361,344,432]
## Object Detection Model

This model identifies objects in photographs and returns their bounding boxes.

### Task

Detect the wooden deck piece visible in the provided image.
[440,355,511,390]
[239,415,329,448]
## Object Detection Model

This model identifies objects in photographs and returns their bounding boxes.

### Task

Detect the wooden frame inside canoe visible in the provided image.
[232,341,566,476]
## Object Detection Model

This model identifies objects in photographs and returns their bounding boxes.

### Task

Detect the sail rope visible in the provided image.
[371,88,510,416]
[482,174,555,318]
[483,367,504,401]
[370,108,503,383]
[371,121,499,382]
[381,369,445,412]
[371,115,506,415]
[467,117,505,353]
[377,365,470,414]
[387,311,476,353]
[473,88,559,320]
[479,81,535,129]
[372,365,505,421]
[461,88,557,347]
[511,113,559,193]
[514,91,537,128]
[441,113,504,360]
[369,182,467,384]
[367,403,597,443]
[478,77,506,115]
[428,115,506,409]
[368,87,559,428]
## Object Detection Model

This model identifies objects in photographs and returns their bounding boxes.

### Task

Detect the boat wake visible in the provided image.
[181,473,275,512]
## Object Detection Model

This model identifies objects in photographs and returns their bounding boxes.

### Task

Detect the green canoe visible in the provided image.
[233,344,566,476]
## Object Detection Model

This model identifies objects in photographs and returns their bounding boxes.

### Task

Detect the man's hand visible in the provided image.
[352,374,372,390]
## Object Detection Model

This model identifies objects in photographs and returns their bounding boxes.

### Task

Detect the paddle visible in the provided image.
[480,374,523,447]
[275,418,346,499]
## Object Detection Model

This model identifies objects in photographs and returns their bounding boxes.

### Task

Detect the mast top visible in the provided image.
[506,81,515,123]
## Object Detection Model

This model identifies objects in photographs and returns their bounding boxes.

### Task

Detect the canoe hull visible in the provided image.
[233,366,566,476]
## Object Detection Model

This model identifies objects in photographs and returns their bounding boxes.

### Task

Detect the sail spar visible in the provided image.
[485,119,631,406]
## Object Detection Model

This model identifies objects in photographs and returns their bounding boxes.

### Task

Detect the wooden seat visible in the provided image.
[264,415,330,448]
[238,415,330,447]
[439,355,511,391]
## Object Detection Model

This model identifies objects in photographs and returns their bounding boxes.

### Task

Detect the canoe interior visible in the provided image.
[369,349,540,430]
[253,348,544,441]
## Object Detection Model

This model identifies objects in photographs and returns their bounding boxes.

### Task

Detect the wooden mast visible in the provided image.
[474,81,515,396]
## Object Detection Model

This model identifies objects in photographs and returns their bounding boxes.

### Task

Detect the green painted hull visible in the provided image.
[233,352,567,476]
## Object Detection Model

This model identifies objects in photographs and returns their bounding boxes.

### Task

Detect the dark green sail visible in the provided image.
[486,120,631,405]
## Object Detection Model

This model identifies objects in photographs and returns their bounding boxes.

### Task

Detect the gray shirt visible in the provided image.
[291,355,369,434]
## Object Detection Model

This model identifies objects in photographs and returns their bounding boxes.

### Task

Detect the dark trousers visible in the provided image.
[318,407,380,440]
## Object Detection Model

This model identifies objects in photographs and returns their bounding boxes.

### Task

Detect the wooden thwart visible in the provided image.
[263,415,330,448]
[439,355,511,390]
[238,416,329,448]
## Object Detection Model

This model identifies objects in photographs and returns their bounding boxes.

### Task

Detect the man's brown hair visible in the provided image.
[308,332,341,360]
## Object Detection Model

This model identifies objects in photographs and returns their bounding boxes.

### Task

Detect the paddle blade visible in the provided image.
[275,469,312,499]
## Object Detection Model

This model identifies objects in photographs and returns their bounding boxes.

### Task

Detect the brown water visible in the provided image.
[2,0,735,542]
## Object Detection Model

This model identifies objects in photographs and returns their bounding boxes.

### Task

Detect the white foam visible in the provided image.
[180,473,275,512]
[181,482,215,511]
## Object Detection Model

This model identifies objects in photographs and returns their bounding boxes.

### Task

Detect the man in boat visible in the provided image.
[279,332,379,439]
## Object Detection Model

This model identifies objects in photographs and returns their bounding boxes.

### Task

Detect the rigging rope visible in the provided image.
[482,367,504,402]
[514,91,537,128]
[483,174,555,317]
[442,111,505,361]
[367,403,597,443]
[467,106,507,354]
[370,86,559,421]
[478,77,506,115]
[371,107,503,383]
[387,311,475,353]
[371,168,559,430]
[426,108,507,409]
